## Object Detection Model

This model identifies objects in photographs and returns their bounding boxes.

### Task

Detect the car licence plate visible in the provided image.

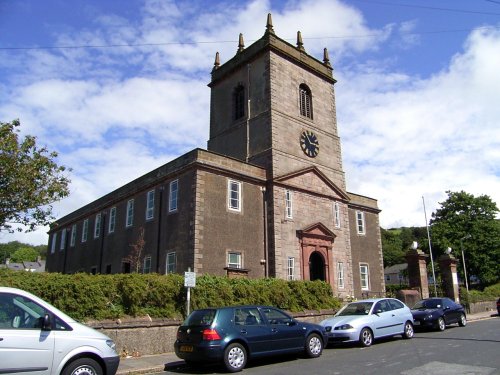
[180,345,193,352]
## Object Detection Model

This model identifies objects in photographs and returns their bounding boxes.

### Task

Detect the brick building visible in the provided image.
[46,15,385,299]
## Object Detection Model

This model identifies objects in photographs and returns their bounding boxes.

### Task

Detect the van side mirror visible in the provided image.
[41,314,51,331]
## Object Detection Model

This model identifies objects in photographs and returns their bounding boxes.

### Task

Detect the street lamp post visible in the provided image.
[460,234,471,292]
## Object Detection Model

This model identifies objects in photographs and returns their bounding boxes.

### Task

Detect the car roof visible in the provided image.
[347,298,395,303]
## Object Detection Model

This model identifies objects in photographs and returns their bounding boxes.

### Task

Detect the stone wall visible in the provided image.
[89,310,336,357]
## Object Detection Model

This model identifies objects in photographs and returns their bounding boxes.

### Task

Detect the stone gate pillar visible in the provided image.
[406,248,429,299]
[439,253,459,302]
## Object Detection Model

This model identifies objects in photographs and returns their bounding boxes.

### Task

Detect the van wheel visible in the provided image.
[63,358,103,375]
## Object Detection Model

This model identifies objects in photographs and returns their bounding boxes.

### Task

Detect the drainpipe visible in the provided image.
[246,64,251,162]
[156,186,164,273]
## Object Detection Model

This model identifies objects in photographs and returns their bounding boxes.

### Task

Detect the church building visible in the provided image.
[46,15,385,299]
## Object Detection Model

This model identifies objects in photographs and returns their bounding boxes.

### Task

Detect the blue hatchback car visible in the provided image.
[174,305,328,372]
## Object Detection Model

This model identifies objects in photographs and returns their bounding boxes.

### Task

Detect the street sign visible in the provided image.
[184,271,196,288]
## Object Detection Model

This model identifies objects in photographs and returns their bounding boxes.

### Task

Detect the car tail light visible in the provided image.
[202,328,221,341]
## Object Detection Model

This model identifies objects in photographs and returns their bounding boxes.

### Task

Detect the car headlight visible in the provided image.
[106,339,117,352]
[335,324,353,330]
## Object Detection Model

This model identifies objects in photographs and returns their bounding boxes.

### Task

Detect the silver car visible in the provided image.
[319,298,414,347]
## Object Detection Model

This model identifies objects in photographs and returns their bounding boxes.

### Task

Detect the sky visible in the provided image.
[1,0,499,246]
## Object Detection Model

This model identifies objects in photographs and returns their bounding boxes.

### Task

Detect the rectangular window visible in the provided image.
[70,224,77,247]
[126,199,134,227]
[108,207,116,233]
[334,202,341,228]
[51,232,57,254]
[287,257,295,280]
[227,251,242,269]
[228,180,241,212]
[143,256,152,274]
[94,213,101,238]
[60,229,66,250]
[360,264,370,290]
[146,190,155,220]
[82,219,89,242]
[166,252,176,274]
[169,180,178,212]
[337,262,345,289]
[285,190,293,219]
[356,211,366,234]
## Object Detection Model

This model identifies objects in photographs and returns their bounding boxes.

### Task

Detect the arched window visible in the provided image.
[233,84,245,120]
[299,84,313,119]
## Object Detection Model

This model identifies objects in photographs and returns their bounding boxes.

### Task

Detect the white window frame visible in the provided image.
[337,262,344,289]
[227,251,242,269]
[360,263,370,291]
[94,213,101,238]
[166,252,176,274]
[51,232,57,254]
[287,257,295,280]
[228,180,241,212]
[143,256,152,274]
[146,190,155,220]
[70,224,77,247]
[108,207,116,233]
[356,210,366,235]
[285,190,293,219]
[82,219,88,242]
[334,202,341,228]
[169,180,178,213]
[59,229,66,251]
[126,199,134,227]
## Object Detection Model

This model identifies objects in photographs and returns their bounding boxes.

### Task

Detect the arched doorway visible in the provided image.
[309,252,325,281]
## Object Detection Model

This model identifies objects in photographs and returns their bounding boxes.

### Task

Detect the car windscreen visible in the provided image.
[336,302,373,316]
[183,309,217,326]
[413,300,441,309]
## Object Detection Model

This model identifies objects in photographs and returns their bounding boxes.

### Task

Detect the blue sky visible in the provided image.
[1,0,499,246]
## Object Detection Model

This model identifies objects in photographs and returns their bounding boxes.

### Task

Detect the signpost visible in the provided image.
[184,268,196,316]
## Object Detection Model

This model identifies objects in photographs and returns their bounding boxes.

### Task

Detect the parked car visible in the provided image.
[319,298,414,347]
[497,298,500,316]
[411,297,467,331]
[174,305,328,372]
[0,287,120,375]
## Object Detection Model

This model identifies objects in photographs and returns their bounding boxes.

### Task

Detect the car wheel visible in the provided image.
[437,317,446,331]
[458,313,467,327]
[223,343,247,373]
[402,321,414,339]
[305,333,323,358]
[62,358,103,375]
[359,327,373,347]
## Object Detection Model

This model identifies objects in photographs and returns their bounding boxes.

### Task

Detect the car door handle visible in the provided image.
[240,329,247,334]
[0,338,3,341]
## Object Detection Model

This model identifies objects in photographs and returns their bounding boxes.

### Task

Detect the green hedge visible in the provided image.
[0,270,340,321]
[460,283,500,305]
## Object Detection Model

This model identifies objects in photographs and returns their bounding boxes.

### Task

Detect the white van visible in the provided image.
[0,286,120,375]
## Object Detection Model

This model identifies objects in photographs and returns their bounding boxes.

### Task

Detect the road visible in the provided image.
[160,319,499,375]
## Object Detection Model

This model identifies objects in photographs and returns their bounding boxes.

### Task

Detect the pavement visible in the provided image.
[115,310,498,375]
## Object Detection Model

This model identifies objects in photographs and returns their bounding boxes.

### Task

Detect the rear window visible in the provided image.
[184,309,217,326]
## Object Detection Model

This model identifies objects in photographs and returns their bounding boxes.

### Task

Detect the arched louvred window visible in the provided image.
[233,84,245,120]
[299,84,313,119]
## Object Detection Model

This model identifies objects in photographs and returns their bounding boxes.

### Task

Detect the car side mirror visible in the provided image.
[375,309,383,315]
[41,314,51,331]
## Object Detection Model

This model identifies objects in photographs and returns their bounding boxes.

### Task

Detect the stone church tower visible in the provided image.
[207,14,377,295]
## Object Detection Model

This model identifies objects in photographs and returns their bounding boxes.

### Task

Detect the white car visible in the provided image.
[0,286,120,375]
[319,298,414,347]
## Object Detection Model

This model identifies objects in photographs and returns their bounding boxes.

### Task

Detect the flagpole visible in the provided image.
[422,196,438,297]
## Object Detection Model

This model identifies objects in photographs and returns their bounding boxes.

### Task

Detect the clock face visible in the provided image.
[300,130,319,158]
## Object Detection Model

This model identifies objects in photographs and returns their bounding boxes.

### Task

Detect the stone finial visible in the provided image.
[237,33,245,53]
[266,13,275,34]
[323,47,332,68]
[212,52,220,72]
[296,31,305,52]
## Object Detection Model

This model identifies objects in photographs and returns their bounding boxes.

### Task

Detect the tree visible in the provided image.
[0,241,46,263]
[0,119,70,232]
[429,190,500,286]
[10,247,39,262]
[123,227,146,273]
[380,228,405,267]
